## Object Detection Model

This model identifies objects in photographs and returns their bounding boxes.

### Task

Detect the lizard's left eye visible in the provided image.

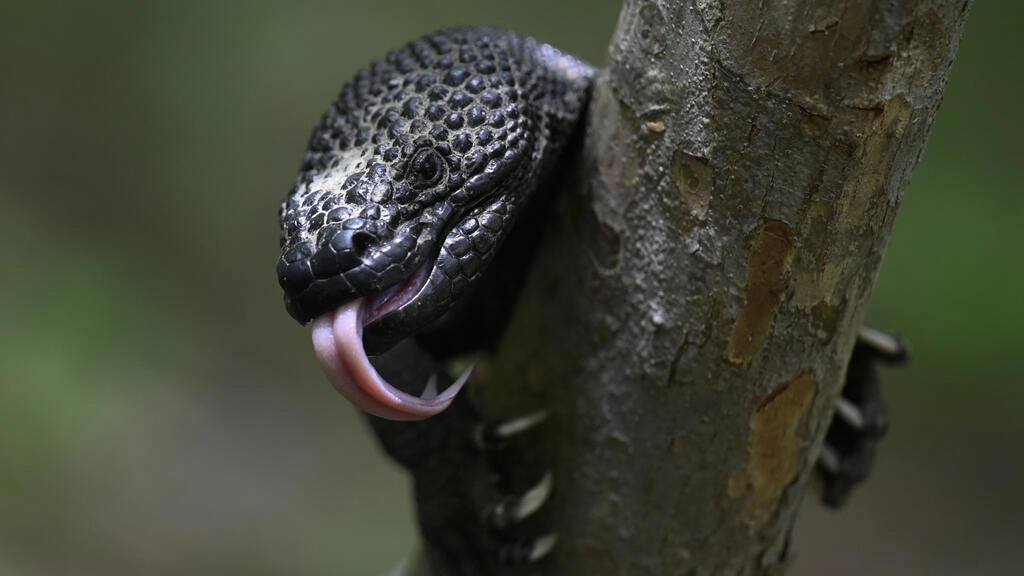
[409,148,446,189]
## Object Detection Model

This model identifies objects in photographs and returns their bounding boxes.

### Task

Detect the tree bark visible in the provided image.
[470,0,973,574]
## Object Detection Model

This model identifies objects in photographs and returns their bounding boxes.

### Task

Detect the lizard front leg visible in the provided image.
[368,343,557,572]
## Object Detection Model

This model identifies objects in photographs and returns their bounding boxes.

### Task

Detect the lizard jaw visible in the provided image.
[311,298,471,420]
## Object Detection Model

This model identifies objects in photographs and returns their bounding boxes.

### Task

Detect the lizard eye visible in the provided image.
[409,147,446,189]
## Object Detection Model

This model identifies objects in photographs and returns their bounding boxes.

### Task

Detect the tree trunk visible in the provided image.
[415,0,972,574]
[485,0,971,573]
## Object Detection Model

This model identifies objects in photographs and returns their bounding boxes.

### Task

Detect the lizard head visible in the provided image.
[277,29,547,419]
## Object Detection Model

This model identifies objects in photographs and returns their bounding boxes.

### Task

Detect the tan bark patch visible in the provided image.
[792,259,851,309]
[837,96,913,226]
[745,371,817,526]
[727,220,796,363]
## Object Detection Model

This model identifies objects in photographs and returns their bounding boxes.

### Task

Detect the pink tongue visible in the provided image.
[311,299,466,420]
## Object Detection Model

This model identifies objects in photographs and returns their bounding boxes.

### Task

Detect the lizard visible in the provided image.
[275,27,907,572]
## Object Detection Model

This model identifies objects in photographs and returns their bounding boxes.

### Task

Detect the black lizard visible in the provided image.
[276,27,906,570]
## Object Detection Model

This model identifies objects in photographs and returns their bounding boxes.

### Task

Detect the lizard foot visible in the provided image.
[472,411,557,564]
[816,325,908,507]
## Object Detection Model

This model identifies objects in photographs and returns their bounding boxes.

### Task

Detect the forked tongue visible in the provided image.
[311,298,470,420]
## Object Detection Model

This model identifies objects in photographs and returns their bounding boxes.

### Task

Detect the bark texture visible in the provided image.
[473,0,972,574]
[403,0,972,574]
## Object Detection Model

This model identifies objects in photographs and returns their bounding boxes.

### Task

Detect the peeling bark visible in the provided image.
[411,0,972,574]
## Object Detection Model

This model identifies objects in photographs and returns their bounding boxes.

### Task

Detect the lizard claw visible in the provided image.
[857,325,909,363]
[816,325,907,507]
[468,409,557,563]
[499,533,558,564]
[485,471,553,529]
[473,410,548,449]
[818,443,841,475]
[833,395,886,436]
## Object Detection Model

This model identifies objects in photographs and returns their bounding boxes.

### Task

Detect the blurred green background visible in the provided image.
[0,1,1019,575]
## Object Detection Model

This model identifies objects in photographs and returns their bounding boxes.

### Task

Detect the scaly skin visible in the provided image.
[276,27,905,573]
[277,27,593,420]
[277,27,593,342]
[277,28,594,572]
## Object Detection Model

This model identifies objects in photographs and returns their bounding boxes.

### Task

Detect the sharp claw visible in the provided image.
[474,410,549,449]
[515,471,554,521]
[833,395,886,435]
[857,325,909,363]
[818,443,840,474]
[527,532,559,562]
[833,396,865,430]
[487,471,553,529]
[500,533,558,564]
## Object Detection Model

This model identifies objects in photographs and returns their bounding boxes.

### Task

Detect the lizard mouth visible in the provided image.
[361,258,433,327]
[310,259,471,420]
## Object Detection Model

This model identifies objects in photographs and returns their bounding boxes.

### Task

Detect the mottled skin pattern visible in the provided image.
[278,29,595,572]
[277,27,905,574]
[278,27,592,353]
